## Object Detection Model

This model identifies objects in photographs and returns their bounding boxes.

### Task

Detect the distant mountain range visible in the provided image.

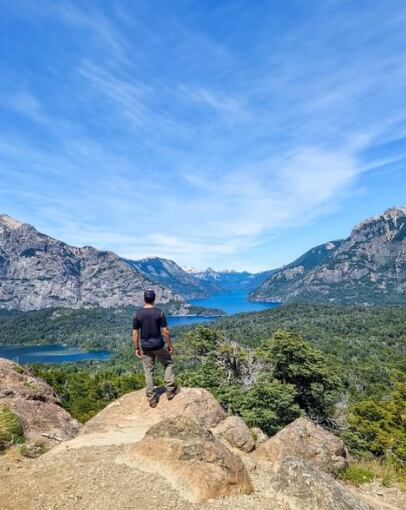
[128,259,275,299]
[0,214,275,311]
[188,267,276,293]
[0,215,181,311]
[124,257,210,300]
[2,207,406,311]
[250,207,406,305]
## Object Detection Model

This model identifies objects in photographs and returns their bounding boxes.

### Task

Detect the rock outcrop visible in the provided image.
[0,214,181,310]
[80,387,226,443]
[0,358,81,450]
[272,456,374,510]
[129,416,253,502]
[254,417,349,474]
[251,207,406,304]
[212,415,255,453]
[0,385,382,509]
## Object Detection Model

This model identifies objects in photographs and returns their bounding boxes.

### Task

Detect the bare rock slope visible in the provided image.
[0,214,181,310]
[0,386,395,509]
[0,358,81,451]
[251,207,406,304]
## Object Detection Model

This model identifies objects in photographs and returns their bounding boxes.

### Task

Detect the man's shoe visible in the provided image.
[149,396,159,408]
[167,386,180,401]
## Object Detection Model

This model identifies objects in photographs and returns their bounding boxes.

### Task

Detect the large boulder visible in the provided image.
[272,456,374,510]
[126,416,253,502]
[212,415,255,452]
[254,417,349,474]
[80,387,226,441]
[0,358,81,450]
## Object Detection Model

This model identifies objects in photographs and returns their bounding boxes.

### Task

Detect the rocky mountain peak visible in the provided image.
[251,206,406,305]
[0,215,181,310]
[351,206,406,236]
[0,214,25,230]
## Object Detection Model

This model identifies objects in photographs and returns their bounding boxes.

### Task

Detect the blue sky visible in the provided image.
[1,0,406,271]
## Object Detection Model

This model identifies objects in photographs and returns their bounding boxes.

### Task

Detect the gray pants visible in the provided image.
[141,346,176,401]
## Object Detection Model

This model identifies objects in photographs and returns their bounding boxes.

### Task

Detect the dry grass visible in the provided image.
[351,458,406,491]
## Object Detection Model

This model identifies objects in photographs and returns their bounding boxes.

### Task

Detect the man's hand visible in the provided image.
[135,348,142,359]
[167,344,174,354]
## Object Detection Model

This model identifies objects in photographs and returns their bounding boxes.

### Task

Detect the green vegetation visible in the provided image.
[342,373,406,464]
[2,302,403,472]
[0,304,223,350]
[32,362,146,422]
[338,464,375,485]
[176,327,341,435]
[0,405,24,448]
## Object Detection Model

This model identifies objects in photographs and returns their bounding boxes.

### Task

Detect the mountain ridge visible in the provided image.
[0,215,182,311]
[250,207,406,305]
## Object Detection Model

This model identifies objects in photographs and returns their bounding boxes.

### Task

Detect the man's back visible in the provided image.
[133,307,167,351]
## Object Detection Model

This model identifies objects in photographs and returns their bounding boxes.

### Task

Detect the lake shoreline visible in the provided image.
[0,292,281,364]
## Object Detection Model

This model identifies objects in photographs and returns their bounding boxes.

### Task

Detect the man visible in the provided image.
[132,289,179,407]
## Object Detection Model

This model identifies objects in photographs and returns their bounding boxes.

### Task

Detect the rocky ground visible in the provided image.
[0,385,404,510]
[0,444,404,510]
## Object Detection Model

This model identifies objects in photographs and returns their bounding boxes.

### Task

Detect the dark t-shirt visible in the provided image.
[132,307,168,351]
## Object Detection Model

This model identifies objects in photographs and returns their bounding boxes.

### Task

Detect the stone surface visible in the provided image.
[251,207,406,305]
[0,214,181,310]
[254,417,349,474]
[128,416,253,502]
[212,415,255,452]
[272,456,375,510]
[69,387,227,449]
[0,358,81,449]
[250,426,269,446]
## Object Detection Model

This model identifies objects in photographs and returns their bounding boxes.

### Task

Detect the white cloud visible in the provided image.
[1,1,406,270]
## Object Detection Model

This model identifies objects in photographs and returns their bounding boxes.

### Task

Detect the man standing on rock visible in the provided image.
[132,289,179,407]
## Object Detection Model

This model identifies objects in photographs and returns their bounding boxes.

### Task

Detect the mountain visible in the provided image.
[250,207,406,305]
[192,267,276,293]
[124,257,211,299]
[126,260,276,299]
[0,215,181,311]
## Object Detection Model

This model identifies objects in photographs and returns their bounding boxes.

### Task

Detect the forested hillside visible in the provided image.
[24,303,405,475]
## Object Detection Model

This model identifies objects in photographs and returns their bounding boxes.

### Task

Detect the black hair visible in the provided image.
[144,289,156,304]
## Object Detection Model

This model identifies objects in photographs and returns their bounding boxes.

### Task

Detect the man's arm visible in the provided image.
[162,326,173,354]
[132,328,142,358]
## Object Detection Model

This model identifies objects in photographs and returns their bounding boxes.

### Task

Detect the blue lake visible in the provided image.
[0,344,112,364]
[0,292,279,364]
[189,290,280,315]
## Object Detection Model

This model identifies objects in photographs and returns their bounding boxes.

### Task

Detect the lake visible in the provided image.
[0,292,279,364]
[0,344,112,364]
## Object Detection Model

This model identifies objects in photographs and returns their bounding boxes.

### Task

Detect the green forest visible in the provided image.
[2,303,405,474]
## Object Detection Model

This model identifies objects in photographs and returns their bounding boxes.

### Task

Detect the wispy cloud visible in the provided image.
[1,1,406,270]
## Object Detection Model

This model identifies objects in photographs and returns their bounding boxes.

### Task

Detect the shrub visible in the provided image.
[0,406,24,447]
[338,464,374,485]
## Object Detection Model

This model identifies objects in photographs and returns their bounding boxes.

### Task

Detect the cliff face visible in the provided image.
[251,207,406,304]
[0,215,181,311]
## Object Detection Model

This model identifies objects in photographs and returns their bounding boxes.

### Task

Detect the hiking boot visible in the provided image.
[167,386,180,401]
[148,396,159,408]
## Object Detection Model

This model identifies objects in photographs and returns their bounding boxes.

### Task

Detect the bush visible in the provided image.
[343,374,406,464]
[0,406,24,447]
[338,464,375,485]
